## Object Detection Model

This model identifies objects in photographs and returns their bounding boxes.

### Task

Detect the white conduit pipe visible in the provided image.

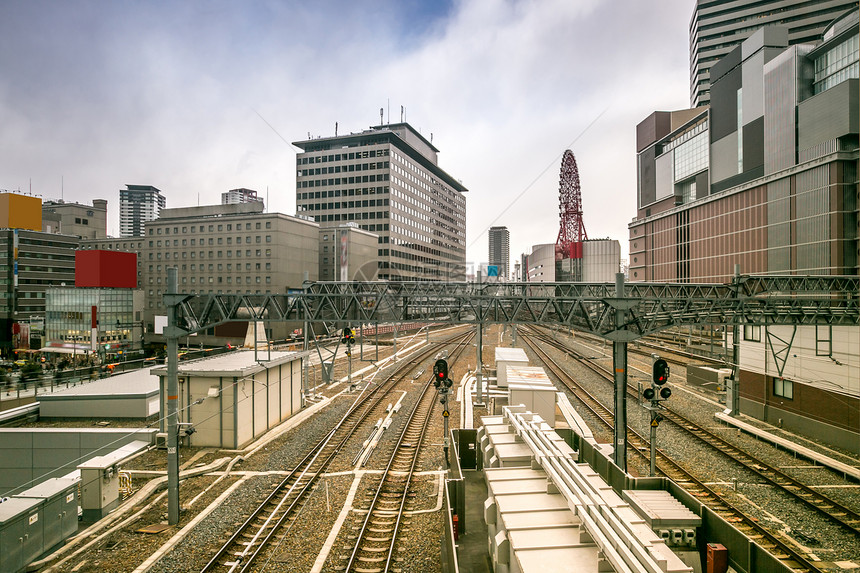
[504,409,667,573]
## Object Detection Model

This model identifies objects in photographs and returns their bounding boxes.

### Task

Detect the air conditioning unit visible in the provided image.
[155,432,168,449]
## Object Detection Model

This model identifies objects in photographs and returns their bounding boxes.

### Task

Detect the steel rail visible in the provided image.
[529,327,860,533]
[520,330,829,573]
[342,333,474,573]
[200,329,473,572]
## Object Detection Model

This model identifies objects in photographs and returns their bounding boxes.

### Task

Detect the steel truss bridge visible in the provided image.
[159,274,859,523]
[171,275,860,337]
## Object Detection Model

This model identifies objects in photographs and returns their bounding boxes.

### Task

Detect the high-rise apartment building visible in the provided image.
[222,188,264,205]
[488,226,510,279]
[42,199,108,239]
[690,0,858,107]
[293,123,467,281]
[120,185,165,238]
[633,11,859,452]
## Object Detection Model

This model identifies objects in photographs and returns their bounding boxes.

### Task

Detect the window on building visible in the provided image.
[815,325,832,357]
[743,325,760,342]
[774,378,793,399]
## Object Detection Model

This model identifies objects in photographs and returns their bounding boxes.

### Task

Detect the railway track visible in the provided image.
[335,339,470,573]
[529,327,860,533]
[520,328,853,573]
[200,330,473,573]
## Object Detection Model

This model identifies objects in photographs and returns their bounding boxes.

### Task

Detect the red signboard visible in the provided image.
[75,250,137,288]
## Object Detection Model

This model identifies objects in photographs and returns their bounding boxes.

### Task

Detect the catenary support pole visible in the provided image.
[165,267,181,525]
[476,322,484,406]
[302,271,309,404]
[730,264,741,415]
[612,272,628,473]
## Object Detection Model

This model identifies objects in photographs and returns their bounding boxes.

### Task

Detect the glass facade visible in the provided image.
[44,288,138,354]
[673,131,708,181]
[814,33,859,94]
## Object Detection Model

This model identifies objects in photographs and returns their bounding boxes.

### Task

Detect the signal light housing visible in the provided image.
[433,358,449,388]
[653,358,670,385]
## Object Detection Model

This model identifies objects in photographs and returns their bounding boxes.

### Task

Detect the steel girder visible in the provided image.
[172,275,860,339]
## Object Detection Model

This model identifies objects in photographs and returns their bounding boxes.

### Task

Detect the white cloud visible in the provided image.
[0,0,692,268]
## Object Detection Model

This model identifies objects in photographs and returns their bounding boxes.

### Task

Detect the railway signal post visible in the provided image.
[434,358,452,466]
[342,327,356,390]
[643,354,672,476]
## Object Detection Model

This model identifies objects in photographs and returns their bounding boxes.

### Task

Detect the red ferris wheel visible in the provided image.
[555,149,587,261]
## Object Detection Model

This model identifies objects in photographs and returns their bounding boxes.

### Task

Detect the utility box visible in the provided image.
[78,454,122,522]
[14,478,79,552]
[495,348,529,388]
[0,497,45,573]
[707,543,728,573]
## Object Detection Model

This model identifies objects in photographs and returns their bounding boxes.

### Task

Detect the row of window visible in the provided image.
[299,148,389,164]
[298,186,388,200]
[298,161,389,176]
[148,262,271,273]
[148,249,271,260]
[299,174,389,187]
[149,221,272,235]
[150,235,272,248]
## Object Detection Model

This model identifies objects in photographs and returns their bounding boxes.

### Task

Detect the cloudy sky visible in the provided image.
[0,0,692,270]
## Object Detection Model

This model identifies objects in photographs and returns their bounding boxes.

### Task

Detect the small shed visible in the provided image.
[38,367,159,418]
[154,350,302,449]
[495,347,529,387]
[507,366,556,427]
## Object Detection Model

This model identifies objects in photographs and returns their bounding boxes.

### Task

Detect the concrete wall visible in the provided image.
[0,428,156,496]
[582,240,621,282]
[39,393,159,418]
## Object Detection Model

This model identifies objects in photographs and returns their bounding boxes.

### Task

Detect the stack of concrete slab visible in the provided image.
[478,413,572,469]
[495,347,529,388]
[484,467,595,573]
[477,407,697,573]
[506,366,557,427]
